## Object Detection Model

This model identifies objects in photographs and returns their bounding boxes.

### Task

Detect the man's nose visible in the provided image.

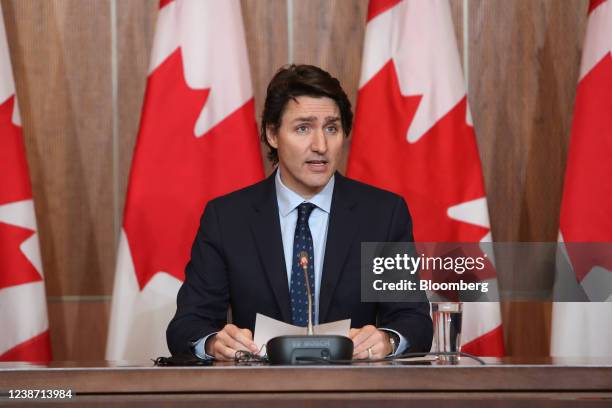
[311,129,328,153]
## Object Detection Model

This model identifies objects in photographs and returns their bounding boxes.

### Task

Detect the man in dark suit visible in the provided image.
[167,64,432,360]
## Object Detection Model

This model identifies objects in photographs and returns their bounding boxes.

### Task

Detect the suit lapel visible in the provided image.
[250,172,291,322]
[319,172,359,323]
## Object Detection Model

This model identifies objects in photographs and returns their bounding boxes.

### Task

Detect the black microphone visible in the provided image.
[266,251,354,364]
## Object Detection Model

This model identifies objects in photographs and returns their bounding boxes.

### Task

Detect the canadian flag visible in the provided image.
[106,0,264,360]
[551,0,612,357]
[0,3,51,362]
[347,0,504,356]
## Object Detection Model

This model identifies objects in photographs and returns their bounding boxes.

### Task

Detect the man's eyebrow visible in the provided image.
[291,116,341,123]
[291,116,317,123]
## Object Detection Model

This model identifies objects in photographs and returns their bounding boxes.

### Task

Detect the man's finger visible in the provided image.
[352,327,385,355]
[223,325,257,352]
[353,339,376,356]
[354,342,383,359]
[211,335,232,360]
[227,337,252,353]
[223,324,240,337]
[226,329,257,353]
[351,325,377,349]
[239,329,258,352]
[369,342,384,358]
[214,342,237,361]
[241,328,253,340]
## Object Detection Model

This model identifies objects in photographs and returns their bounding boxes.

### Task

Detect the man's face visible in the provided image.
[266,96,344,198]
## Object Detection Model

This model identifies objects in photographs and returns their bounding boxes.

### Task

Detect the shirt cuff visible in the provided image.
[379,328,409,356]
[192,332,218,359]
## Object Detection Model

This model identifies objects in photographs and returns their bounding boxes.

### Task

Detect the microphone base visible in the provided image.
[266,335,353,365]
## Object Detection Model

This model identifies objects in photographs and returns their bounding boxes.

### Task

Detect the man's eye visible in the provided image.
[296,125,309,133]
[325,126,338,133]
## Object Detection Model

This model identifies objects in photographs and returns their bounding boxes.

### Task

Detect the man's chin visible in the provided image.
[304,173,333,190]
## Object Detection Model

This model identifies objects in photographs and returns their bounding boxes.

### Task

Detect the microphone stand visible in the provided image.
[265,251,353,364]
[299,251,314,336]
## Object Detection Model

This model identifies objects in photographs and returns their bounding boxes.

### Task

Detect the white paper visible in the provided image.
[253,313,351,356]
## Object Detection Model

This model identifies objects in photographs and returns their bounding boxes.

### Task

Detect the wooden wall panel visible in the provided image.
[468,0,588,355]
[292,0,368,107]
[469,0,587,242]
[2,0,114,297]
[502,301,552,357]
[48,300,110,361]
[292,0,368,172]
[450,0,465,66]
[241,0,288,175]
[116,0,158,231]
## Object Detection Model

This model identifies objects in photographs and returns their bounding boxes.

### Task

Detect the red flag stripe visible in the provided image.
[159,0,173,10]
[367,0,401,22]
[551,0,612,359]
[0,330,51,363]
[461,325,505,357]
[560,56,612,281]
[588,0,607,15]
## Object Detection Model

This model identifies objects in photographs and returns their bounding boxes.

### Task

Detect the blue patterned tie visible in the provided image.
[290,203,316,327]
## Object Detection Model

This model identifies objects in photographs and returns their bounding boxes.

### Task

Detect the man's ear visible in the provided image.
[266,126,279,149]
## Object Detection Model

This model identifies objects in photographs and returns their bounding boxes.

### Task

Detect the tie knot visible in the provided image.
[297,202,316,222]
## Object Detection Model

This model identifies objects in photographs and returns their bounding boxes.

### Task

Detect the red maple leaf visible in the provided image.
[0,95,40,289]
[123,48,263,290]
[367,0,401,21]
[0,96,32,204]
[0,222,40,290]
[348,61,489,243]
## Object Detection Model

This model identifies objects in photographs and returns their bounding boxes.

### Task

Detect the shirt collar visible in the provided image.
[275,167,334,217]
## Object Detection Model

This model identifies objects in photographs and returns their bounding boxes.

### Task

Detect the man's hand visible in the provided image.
[349,325,393,359]
[205,324,258,360]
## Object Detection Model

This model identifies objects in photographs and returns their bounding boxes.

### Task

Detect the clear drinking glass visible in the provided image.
[432,302,463,362]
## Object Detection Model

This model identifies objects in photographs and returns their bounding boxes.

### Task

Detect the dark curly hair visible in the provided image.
[260,64,353,164]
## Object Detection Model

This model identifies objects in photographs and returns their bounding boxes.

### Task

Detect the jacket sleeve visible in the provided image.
[376,195,433,353]
[166,200,229,356]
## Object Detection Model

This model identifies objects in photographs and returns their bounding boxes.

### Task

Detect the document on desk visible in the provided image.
[253,313,351,356]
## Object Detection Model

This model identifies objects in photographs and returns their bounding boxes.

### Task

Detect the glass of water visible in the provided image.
[432,302,463,362]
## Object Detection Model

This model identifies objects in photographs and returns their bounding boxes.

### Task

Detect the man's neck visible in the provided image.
[276,167,332,200]
[274,167,335,215]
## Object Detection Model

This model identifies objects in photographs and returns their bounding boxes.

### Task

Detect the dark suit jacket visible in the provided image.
[167,171,433,355]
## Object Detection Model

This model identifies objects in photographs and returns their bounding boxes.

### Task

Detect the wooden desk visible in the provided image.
[1,358,611,406]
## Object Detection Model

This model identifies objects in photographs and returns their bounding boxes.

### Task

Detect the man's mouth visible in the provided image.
[305,159,329,172]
